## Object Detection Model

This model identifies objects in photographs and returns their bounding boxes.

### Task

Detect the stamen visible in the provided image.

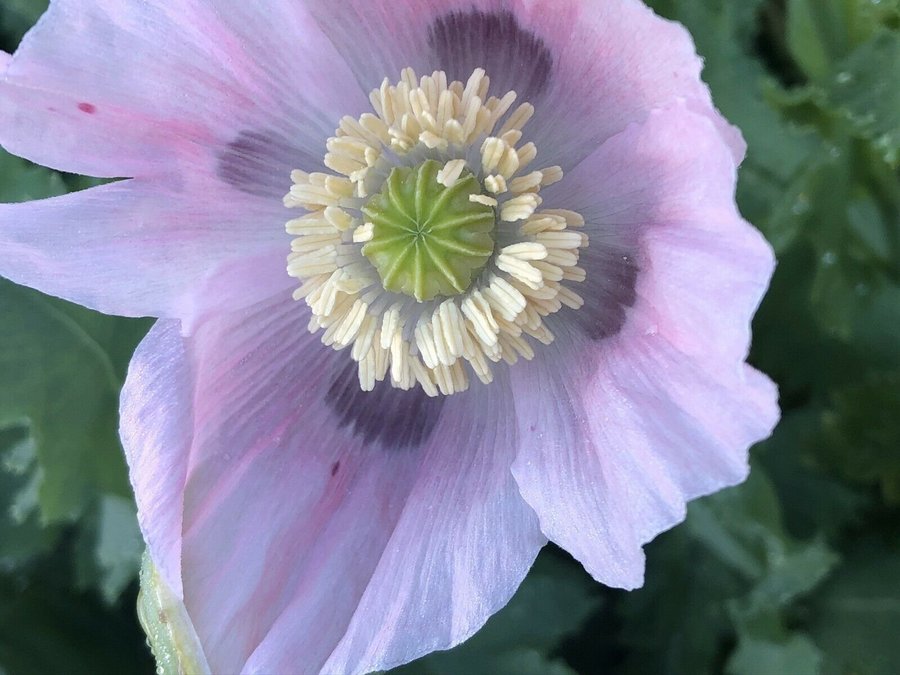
[501,193,542,222]
[352,222,375,243]
[470,194,499,207]
[484,175,508,194]
[437,159,467,188]
[284,68,588,395]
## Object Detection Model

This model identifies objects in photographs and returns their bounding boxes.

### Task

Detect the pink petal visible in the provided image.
[511,104,779,588]
[511,330,777,589]
[307,0,739,167]
[544,103,772,362]
[514,0,742,167]
[120,292,545,674]
[119,321,193,597]
[0,178,292,321]
[1,0,367,178]
[306,0,521,93]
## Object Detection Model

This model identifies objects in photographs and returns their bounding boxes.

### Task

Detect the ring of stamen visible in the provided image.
[285,67,588,396]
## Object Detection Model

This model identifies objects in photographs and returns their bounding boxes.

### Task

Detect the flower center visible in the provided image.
[284,68,587,396]
[360,160,495,302]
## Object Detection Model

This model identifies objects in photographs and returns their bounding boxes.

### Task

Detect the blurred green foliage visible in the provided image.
[0,0,46,48]
[1,0,899,673]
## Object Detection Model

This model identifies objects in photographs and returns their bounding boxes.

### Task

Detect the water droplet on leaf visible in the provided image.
[835,72,853,84]
[792,194,811,215]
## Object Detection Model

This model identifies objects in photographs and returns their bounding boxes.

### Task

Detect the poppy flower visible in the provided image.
[0,1,779,673]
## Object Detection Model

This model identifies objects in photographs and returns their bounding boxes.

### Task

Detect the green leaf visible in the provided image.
[0,560,154,675]
[75,495,144,604]
[686,469,839,592]
[809,243,877,341]
[807,541,900,675]
[850,285,900,370]
[617,526,741,675]
[777,6,900,166]
[619,465,839,675]
[754,138,839,254]
[758,410,868,540]
[821,370,900,501]
[706,472,838,675]
[0,149,67,204]
[787,0,851,80]
[753,137,898,340]
[725,539,836,675]
[0,279,132,522]
[0,427,59,571]
[0,279,149,600]
[822,31,900,166]
[752,245,854,400]
[0,0,48,50]
[786,0,898,81]
[727,633,822,675]
[392,553,601,675]
[706,470,838,675]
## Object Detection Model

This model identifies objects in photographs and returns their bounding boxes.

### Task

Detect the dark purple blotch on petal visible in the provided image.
[325,363,445,450]
[573,247,639,341]
[427,10,553,102]
[218,130,317,199]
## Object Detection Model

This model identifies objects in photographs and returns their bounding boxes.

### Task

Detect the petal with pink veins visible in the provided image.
[306,0,740,167]
[543,103,773,363]
[511,104,779,588]
[511,328,778,589]
[0,176,292,322]
[119,291,546,674]
[120,321,194,598]
[0,0,367,178]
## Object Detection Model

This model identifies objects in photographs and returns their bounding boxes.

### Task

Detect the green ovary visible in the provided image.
[361,159,496,302]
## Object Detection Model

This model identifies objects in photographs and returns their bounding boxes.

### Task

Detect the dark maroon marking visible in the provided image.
[330,461,340,476]
[77,102,97,114]
[574,247,639,341]
[428,10,553,102]
[325,362,445,450]
[217,129,319,199]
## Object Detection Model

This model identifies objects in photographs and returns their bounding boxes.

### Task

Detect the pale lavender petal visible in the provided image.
[269,364,545,675]
[0,177,292,321]
[1,0,366,178]
[507,0,742,167]
[511,104,778,588]
[306,0,544,95]
[121,291,545,674]
[543,103,771,360]
[511,328,778,589]
[307,0,737,167]
[119,320,193,597]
